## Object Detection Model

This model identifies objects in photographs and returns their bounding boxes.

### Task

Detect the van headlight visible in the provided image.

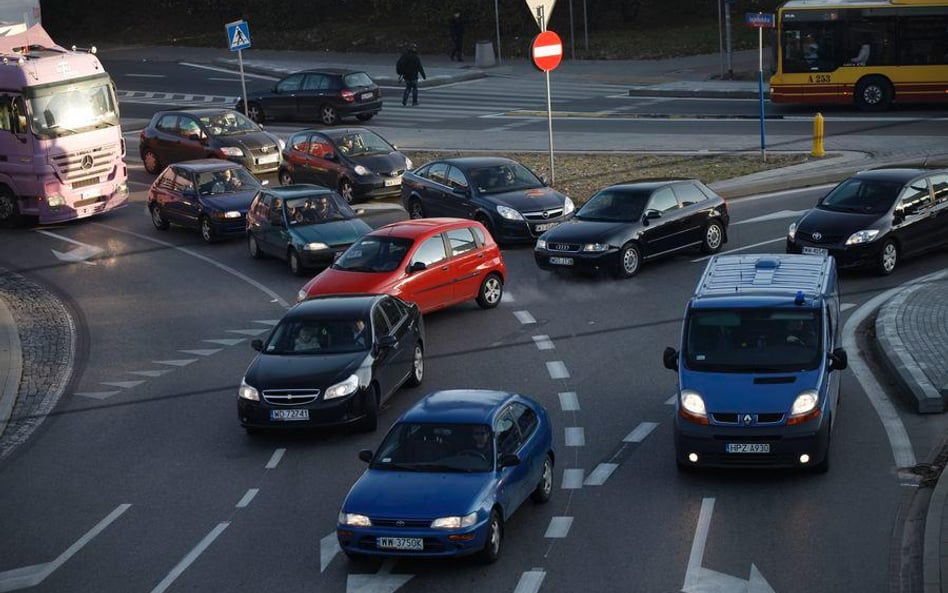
[788,389,821,424]
[845,229,880,245]
[679,389,708,424]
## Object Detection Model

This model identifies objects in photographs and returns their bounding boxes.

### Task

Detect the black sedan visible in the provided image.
[787,167,948,275]
[534,179,729,278]
[238,294,425,433]
[278,128,411,203]
[147,159,263,243]
[236,69,382,126]
[139,109,284,176]
[400,157,575,243]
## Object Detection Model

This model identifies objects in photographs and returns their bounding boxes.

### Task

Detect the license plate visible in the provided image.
[270,409,309,421]
[802,246,828,256]
[361,92,374,100]
[81,189,101,200]
[535,222,560,232]
[257,152,280,165]
[549,256,573,266]
[726,443,770,454]
[383,176,402,187]
[377,537,423,551]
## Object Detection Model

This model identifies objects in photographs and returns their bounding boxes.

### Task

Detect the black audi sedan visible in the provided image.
[238,294,425,434]
[278,128,411,203]
[400,157,575,243]
[147,159,263,243]
[139,109,284,176]
[236,69,382,126]
[787,168,948,275]
[534,179,729,278]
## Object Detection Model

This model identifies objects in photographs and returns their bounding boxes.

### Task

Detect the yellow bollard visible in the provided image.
[811,112,825,158]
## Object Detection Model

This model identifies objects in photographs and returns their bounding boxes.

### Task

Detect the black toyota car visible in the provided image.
[787,168,948,275]
[534,179,729,278]
[237,294,425,434]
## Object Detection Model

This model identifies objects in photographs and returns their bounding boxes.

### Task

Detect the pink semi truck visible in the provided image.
[0,24,128,225]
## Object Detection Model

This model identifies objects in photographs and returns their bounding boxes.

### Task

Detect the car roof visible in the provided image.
[692,254,834,308]
[423,156,520,169]
[287,294,380,319]
[263,184,336,198]
[294,127,374,140]
[603,179,695,191]
[399,390,522,424]
[370,218,480,239]
[294,68,368,76]
[153,108,241,118]
[854,168,933,183]
[167,159,246,173]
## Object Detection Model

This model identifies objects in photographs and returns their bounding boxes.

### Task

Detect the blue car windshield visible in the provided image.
[333,236,413,273]
[285,192,354,224]
[684,308,822,372]
[371,422,494,473]
[576,189,648,222]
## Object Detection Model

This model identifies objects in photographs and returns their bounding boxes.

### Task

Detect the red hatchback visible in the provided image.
[297,218,506,314]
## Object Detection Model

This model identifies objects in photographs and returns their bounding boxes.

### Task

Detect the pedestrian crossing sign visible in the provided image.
[225,20,251,52]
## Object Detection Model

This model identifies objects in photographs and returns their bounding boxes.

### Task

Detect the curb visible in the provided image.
[925,437,948,593]
[0,295,21,439]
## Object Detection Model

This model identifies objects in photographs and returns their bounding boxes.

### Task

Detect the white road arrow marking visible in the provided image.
[320,532,339,573]
[38,230,104,264]
[732,210,807,226]
[346,559,413,593]
[683,498,776,593]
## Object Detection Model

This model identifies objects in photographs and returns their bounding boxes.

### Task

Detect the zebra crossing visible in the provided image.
[116,77,629,127]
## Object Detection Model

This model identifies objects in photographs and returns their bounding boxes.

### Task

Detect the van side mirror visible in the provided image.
[663,347,679,371]
[830,347,848,370]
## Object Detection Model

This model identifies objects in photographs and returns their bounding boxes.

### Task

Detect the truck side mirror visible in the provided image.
[663,347,679,371]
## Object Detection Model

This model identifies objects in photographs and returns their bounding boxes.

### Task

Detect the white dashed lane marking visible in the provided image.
[558,391,580,411]
[624,422,660,442]
[514,310,537,324]
[561,469,584,489]
[513,570,546,593]
[546,361,569,379]
[583,463,619,486]
[265,448,286,470]
[564,427,585,446]
[545,517,574,538]
[532,335,555,350]
[236,489,259,508]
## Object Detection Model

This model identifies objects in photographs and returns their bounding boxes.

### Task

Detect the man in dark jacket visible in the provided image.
[396,44,426,106]
[449,12,464,61]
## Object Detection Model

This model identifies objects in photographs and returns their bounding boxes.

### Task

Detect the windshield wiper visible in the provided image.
[374,462,420,472]
[338,265,377,273]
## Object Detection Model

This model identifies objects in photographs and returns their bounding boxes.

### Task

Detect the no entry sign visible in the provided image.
[531,30,563,72]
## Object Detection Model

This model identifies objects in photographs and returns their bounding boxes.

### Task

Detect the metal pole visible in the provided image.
[546,69,555,185]
[583,0,589,51]
[758,24,766,160]
[725,1,733,79]
[718,0,724,79]
[238,49,249,118]
[495,0,502,63]
[569,0,575,60]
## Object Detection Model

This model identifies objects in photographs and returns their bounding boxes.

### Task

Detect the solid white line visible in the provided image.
[513,570,546,593]
[128,370,171,378]
[236,489,259,508]
[320,532,340,573]
[153,359,198,367]
[544,517,573,538]
[561,468,584,489]
[546,361,570,379]
[179,62,278,80]
[203,338,245,346]
[125,73,165,78]
[35,229,97,248]
[666,393,677,405]
[624,422,660,443]
[684,498,715,589]
[691,237,784,262]
[149,522,229,593]
[532,335,555,350]
[564,427,585,446]
[179,349,222,356]
[558,391,580,411]
[514,310,536,324]
[266,448,286,469]
[583,463,618,486]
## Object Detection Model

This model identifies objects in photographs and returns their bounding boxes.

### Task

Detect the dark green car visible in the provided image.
[246,185,372,275]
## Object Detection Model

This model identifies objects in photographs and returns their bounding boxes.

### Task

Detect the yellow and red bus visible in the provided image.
[769,0,948,110]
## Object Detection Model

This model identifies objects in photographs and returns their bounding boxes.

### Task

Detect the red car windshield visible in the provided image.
[333,236,414,273]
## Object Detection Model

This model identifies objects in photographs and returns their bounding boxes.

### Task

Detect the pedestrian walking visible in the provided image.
[396,44,426,106]
[449,12,464,62]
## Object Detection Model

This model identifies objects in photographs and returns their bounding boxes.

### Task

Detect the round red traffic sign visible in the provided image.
[531,30,563,72]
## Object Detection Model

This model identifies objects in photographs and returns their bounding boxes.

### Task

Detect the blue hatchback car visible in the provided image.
[337,389,554,563]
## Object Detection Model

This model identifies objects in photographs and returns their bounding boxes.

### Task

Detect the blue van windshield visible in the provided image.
[684,308,822,372]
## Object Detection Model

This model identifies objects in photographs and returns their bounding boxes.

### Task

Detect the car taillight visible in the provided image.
[341,89,355,103]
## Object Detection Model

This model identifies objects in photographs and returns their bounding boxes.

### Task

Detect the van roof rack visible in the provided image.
[695,253,832,300]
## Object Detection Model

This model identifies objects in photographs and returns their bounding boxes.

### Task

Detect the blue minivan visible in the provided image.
[663,254,848,473]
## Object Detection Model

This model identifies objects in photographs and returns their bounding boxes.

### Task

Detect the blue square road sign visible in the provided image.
[226,20,252,52]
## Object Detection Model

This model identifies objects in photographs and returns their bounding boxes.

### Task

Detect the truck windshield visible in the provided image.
[684,308,822,372]
[26,77,119,139]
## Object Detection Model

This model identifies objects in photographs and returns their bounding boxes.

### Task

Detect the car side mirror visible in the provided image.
[499,453,520,468]
[830,347,848,371]
[251,339,263,351]
[452,186,470,197]
[355,208,366,216]
[408,261,426,273]
[377,334,397,350]
[663,347,679,371]
[358,449,374,463]
[324,151,338,161]
[182,187,198,199]
[644,209,662,220]
[188,133,201,141]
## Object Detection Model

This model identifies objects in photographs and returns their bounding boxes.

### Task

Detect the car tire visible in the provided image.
[338,178,355,204]
[150,204,169,230]
[320,104,340,126]
[854,76,892,112]
[700,221,725,254]
[475,273,503,309]
[248,235,263,259]
[361,385,379,432]
[875,239,898,275]
[479,510,502,564]
[407,198,425,219]
[530,454,554,503]
[405,342,424,387]
[0,186,21,228]
[142,150,162,175]
[616,243,641,278]
[356,113,374,121]
[288,249,306,276]
[199,216,216,243]
[246,102,265,124]
[279,169,293,186]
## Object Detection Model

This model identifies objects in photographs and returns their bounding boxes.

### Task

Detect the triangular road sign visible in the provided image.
[525,0,557,30]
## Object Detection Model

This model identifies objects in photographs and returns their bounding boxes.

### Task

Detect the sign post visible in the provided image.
[225,20,252,118]
[525,0,559,185]
[745,12,774,161]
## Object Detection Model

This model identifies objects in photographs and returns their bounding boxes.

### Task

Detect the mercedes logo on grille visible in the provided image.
[812,232,823,241]
[80,155,94,170]
[742,414,753,426]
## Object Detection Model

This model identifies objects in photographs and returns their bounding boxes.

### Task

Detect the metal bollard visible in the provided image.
[811,112,825,158]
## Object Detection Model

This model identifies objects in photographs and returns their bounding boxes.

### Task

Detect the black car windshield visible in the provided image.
[196,167,260,196]
[469,163,543,195]
[333,236,413,272]
[199,111,261,136]
[576,188,649,222]
[264,317,370,354]
[684,308,822,372]
[818,178,902,214]
[371,422,494,473]
[334,130,394,157]
[285,192,355,224]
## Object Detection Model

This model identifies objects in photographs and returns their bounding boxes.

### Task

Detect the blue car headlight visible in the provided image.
[302,242,329,251]
[338,511,372,527]
[431,511,477,529]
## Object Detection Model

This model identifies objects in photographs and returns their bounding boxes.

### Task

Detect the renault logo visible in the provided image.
[396,520,405,527]
[80,155,94,170]
[812,232,822,241]
[742,414,753,426]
